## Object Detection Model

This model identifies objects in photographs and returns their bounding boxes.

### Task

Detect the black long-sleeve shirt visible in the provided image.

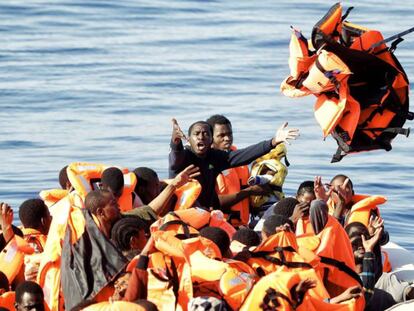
[169,139,274,210]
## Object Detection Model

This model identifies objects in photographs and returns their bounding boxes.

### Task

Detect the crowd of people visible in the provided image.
[0,115,412,311]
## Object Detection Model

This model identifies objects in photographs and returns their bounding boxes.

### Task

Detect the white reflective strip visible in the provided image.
[4,240,18,263]
[79,175,92,192]
[76,165,99,172]
[124,173,132,187]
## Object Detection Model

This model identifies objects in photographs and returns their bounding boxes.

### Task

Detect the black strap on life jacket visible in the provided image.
[159,219,199,240]
[314,58,341,92]
[261,288,295,310]
[252,246,313,274]
[319,256,363,286]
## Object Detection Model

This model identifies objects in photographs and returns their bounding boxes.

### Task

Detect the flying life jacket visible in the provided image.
[281,2,412,162]
[247,231,313,277]
[163,179,202,211]
[216,145,250,226]
[66,162,137,211]
[39,189,69,208]
[249,144,289,211]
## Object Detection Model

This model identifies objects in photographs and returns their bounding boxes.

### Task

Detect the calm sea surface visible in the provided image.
[1,1,413,249]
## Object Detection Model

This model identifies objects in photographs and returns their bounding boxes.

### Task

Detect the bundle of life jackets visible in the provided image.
[280,2,412,162]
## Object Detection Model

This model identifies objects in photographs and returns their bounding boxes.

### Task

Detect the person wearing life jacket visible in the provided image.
[169,118,299,211]
[14,281,48,311]
[230,227,261,257]
[304,199,365,301]
[39,166,72,208]
[316,174,392,274]
[0,271,15,310]
[293,181,316,236]
[346,221,414,310]
[206,114,271,227]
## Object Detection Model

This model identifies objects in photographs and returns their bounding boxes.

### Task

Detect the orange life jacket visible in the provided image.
[302,215,362,298]
[163,179,202,211]
[22,227,47,253]
[37,193,84,311]
[0,291,15,310]
[281,2,412,163]
[39,189,69,208]
[82,301,146,311]
[66,162,137,211]
[0,235,34,283]
[246,231,315,278]
[216,146,250,226]
[240,268,332,311]
[151,208,236,241]
[344,194,386,227]
[150,231,256,311]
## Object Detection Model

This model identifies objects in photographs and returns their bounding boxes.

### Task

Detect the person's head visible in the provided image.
[262,215,294,240]
[199,226,230,258]
[206,114,233,151]
[296,181,315,204]
[85,190,121,226]
[111,216,149,257]
[309,199,329,235]
[133,167,160,205]
[232,228,261,247]
[133,299,159,311]
[0,271,9,295]
[330,174,354,205]
[15,281,45,311]
[272,197,299,219]
[18,199,52,235]
[101,167,124,199]
[345,222,370,265]
[59,165,71,190]
[188,121,213,157]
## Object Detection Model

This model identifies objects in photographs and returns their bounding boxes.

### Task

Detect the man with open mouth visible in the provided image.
[168,118,299,212]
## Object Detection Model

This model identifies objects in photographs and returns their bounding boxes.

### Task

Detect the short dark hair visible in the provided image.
[101,167,124,196]
[59,165,70,189]
[133,299,159,311]
[15,281,44,304]
[232,228,260,247]
[345,221,369,239]
[296,181,314,197]
[85,189,111,215]
[199,226,230,257]
[188,121,213,137]
[133,167,158,190]
[0,271,9,292]
[272,197,299,218]
[18,199,48,230]
[262,215,294,236]
[206,114,232,128]
[111,216,149,252]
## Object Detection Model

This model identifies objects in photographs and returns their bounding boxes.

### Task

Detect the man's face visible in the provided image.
[212,123,233,151]
[189,123,212,157]
[350,235,365,264]
[331,177,353,205]
[15,292,45,311]
[102,194,121,225]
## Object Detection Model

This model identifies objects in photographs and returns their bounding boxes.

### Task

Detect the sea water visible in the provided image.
[0,0,413,249]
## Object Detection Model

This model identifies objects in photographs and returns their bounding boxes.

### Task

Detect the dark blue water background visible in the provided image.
[0,1,413,249]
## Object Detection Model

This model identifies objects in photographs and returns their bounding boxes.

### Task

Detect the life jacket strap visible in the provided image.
[252,246,313,270]
[159,219,199,240]
[319,256,363,286]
